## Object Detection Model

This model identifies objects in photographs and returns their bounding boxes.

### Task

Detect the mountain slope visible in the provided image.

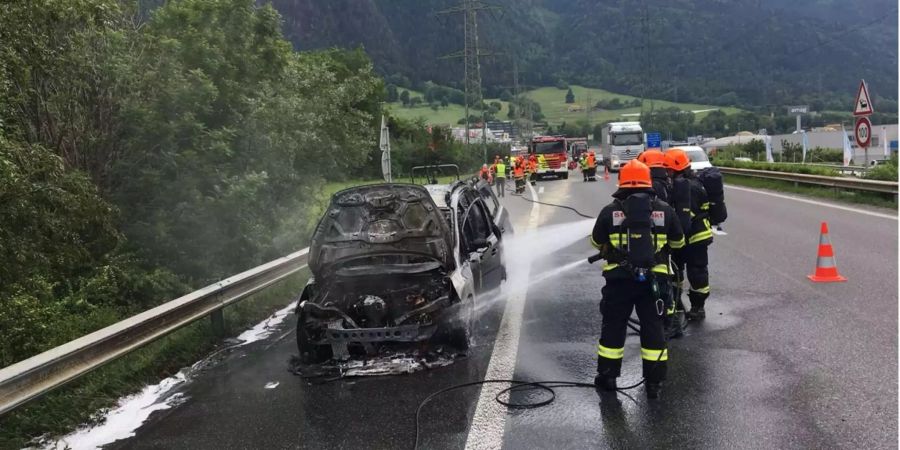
[270,0,898,108]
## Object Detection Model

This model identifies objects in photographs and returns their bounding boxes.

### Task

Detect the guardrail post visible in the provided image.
[210,309,226,337]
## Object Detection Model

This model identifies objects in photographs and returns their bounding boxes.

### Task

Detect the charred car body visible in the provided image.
[295,181,505,365]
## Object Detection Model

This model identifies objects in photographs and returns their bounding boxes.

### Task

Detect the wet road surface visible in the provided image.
[111,175,897,449]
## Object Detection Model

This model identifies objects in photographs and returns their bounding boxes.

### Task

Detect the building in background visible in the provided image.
[700,125,899,164]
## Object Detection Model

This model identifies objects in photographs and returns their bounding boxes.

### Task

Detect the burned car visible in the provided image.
[295,182,505,366]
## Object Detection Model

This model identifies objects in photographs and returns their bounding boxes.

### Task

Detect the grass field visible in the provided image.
[386,85,742,126]
[386,88,510,125]
[523,85,743,126]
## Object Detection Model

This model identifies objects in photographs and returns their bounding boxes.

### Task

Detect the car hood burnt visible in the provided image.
[309,184,454,278]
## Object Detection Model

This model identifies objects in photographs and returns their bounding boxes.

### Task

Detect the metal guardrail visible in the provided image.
[0,248,310,415]
[719,167,898,194]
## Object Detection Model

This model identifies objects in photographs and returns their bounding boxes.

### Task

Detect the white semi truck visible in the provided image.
[600,122,645,171]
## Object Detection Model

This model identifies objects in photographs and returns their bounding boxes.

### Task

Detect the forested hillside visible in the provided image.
[0,0,382,370]
[272,0,898,109]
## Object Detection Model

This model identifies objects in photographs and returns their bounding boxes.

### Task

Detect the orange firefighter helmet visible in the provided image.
[664,149,691,171]
[617,160,653,189]
[637,149,666,168]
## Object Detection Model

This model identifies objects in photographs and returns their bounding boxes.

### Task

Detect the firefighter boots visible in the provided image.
[595,375,617,392]
[646,382,662,399]
[687,307,706,320]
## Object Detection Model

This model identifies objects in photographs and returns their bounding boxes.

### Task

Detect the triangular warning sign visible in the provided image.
[853,80,874,116]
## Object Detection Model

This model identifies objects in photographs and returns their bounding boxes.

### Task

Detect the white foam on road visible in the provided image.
[234,301,299,346]
[726,184,897,220]
[46,375,187,450]
[465,181,543,450]
[43,301,299,450]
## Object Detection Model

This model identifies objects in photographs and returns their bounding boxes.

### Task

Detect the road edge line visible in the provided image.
[464,182,541,450]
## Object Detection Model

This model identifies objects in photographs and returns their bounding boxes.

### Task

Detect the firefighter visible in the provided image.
[479,164,492,183]
[590,160,685,399]
[638,149,683,338]
[585,151,597,181]
[512,159,526,194]
[665,149,713,321]
[528,155,538,185]
[579,153,589,181]
[493,157,507,197]
[637,150,670,204]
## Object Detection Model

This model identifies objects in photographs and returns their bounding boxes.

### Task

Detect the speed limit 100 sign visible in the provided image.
[855,116,872,148]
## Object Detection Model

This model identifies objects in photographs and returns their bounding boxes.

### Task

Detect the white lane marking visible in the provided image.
[465,182,541,450]
[538,186,545,194]
[725,184,898,221]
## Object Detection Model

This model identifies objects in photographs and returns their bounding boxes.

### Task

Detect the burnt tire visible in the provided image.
[448,295,474,350]
[296,312,331,364]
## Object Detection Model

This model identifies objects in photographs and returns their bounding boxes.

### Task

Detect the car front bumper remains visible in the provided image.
[299,296,449,360]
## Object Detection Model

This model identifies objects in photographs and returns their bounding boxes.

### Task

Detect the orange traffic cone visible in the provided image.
[603,165,610,181]
[807,222,847,283]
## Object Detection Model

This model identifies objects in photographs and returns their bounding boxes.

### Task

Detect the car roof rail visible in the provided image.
[410,164,460,185]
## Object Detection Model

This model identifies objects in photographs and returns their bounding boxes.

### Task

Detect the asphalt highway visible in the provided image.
[110,175,897,450]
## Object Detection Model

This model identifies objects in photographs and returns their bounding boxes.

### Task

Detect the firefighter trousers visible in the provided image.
[597,278,667,383]
[673,242,710,310]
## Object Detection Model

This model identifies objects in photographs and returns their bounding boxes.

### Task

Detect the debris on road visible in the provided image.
[289,348,463,379]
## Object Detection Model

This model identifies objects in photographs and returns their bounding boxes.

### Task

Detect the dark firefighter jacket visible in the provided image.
[649,167,671,205]
[673,173,713,245]
[590,188,685,279]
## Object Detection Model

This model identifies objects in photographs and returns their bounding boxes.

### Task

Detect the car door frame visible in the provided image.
[460,195,503,292]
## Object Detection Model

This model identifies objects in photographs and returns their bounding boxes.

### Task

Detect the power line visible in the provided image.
[437,1,501,162]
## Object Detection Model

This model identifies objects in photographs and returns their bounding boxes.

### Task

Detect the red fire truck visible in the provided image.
[528,135,569,180]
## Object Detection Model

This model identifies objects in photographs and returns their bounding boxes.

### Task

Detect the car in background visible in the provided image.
[734,157,753,163]
[668,145,713,171]
[295,181,505,366]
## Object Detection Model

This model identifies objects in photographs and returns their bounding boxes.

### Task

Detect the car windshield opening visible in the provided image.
[533,141,566,154]
[612,133,643,146]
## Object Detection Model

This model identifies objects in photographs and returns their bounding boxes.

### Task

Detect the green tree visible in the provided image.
[565,88,575,104]
[386,84,399,102]
[110,0,381,281]
[400,89,410,106]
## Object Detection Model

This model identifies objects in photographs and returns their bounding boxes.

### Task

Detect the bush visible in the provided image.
[715,160,839,176]
[866,156,898,181]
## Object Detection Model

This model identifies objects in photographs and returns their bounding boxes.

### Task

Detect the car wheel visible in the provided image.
[296,311,331,364]
[562,172,569,180]
[448,295,474,349]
